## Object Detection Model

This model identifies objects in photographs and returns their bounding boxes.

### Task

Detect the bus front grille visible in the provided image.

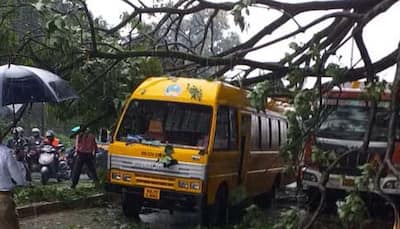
[135,174,176,190]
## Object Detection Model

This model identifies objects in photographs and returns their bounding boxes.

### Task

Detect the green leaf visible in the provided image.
[54,17,66,30]
[289,42,299,51]
[46,19,57,34]
[164,145,174,155]
[32,0,45,11]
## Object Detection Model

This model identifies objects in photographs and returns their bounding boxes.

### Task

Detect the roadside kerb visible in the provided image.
[17,193,105,218]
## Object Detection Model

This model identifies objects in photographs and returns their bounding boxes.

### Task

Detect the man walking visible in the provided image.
[71,127,99,189]
[0,144,27,229]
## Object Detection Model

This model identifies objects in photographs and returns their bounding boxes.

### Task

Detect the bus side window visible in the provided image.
[271,118,280,150]
[229,108,238,150]
[278,120,281,146]
[214,106,229,150]
[251,114,260,150]
[261,117,269,150]
[280,120,287,145]
[214,106,238,150]
[268,118,272,149]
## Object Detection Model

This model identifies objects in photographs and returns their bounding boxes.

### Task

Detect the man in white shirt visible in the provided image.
[0,144,27,229]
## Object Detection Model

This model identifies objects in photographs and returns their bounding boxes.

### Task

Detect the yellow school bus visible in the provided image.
[105,77,288,225]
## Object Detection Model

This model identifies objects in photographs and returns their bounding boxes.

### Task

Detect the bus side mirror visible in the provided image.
[99,128,109,143]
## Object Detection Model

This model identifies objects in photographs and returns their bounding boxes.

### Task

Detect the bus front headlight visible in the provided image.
[190,182,201,190]
[178,180,189,189]
[123,174,132,182]
[112,173,121,180]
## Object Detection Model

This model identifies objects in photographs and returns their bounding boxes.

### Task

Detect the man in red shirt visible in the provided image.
[70,127,99,189]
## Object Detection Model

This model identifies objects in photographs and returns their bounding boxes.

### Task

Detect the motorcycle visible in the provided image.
[27,140,42,172]
[38,144,70,185]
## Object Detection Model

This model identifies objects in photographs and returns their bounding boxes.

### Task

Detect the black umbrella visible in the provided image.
[0,64,78,106]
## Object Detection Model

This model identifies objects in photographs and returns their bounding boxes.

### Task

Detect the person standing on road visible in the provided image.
[70,127,99,189]
[0,144,27,229]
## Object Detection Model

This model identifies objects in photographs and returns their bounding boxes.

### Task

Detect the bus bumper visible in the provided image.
[301,167,400,195]
[105,182,205,211]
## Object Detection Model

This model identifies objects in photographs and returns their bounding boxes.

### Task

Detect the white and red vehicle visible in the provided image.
[301,82,400,202]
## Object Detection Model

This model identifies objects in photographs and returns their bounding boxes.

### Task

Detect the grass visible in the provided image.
[14,182,102,206]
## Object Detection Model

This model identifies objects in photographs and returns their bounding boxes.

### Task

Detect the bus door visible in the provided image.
[207,106,240,204]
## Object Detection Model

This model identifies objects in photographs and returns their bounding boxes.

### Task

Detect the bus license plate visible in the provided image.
[144,187,160,200]
[342,178,355,187]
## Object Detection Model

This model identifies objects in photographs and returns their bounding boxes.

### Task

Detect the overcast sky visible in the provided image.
[86,0,400,83]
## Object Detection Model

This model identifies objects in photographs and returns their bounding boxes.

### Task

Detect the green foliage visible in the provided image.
[293,90,315,120]
[14,184,101,206]
[273,208,300,229]
[287,66,305,89]
[280,90,319,164]
[0,0,166,130]
[288,42,300,51]
[57,132,74,148]
[361,80,388,102]
[325,63,347,82]
[157,144,177,167]
[336,192,367,228]
[311,146,336,167]
[355,163,375,190]
[280,111,303,162]
[229,185,248,206]
[234,205,273,229]
[247,80,284,111]
[231,0,254,31]
[96,167,108,189]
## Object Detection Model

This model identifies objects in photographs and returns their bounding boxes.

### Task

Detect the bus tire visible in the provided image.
[256,183,277,209]
[209,185,228,226]
[121,190,141,220]
[305,187,320,212]
[265,183,277,208]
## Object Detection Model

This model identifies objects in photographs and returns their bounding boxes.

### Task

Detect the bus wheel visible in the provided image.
[305,188,320,212]
[257,184,277,209]
[121,189,141,220]
[209,186,228,226]
[265,183,277,208]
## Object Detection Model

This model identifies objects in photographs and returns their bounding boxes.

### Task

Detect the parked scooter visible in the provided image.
[38,144,70,185]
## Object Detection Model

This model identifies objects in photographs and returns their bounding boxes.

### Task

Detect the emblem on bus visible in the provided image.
[165,84,181,96]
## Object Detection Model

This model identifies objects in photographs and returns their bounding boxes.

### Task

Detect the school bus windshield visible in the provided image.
[116,100,212,148]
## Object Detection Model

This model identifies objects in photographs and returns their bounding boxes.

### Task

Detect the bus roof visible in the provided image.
[131,76,248,107]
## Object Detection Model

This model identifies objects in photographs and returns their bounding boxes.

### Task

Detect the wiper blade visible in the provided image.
[141,140,162,147]
[125,135,144,146]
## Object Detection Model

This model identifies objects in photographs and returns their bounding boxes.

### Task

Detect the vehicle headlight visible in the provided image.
[123,174,132,182]
[303,172,318,182]
[178,180,189,189]
[111,173,121,180]
[190,182,201,190]
[383,180,400,189]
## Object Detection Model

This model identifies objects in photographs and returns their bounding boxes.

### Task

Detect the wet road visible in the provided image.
[18,185,392,229]
[20,205,201,229]
[18,186,298,229]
